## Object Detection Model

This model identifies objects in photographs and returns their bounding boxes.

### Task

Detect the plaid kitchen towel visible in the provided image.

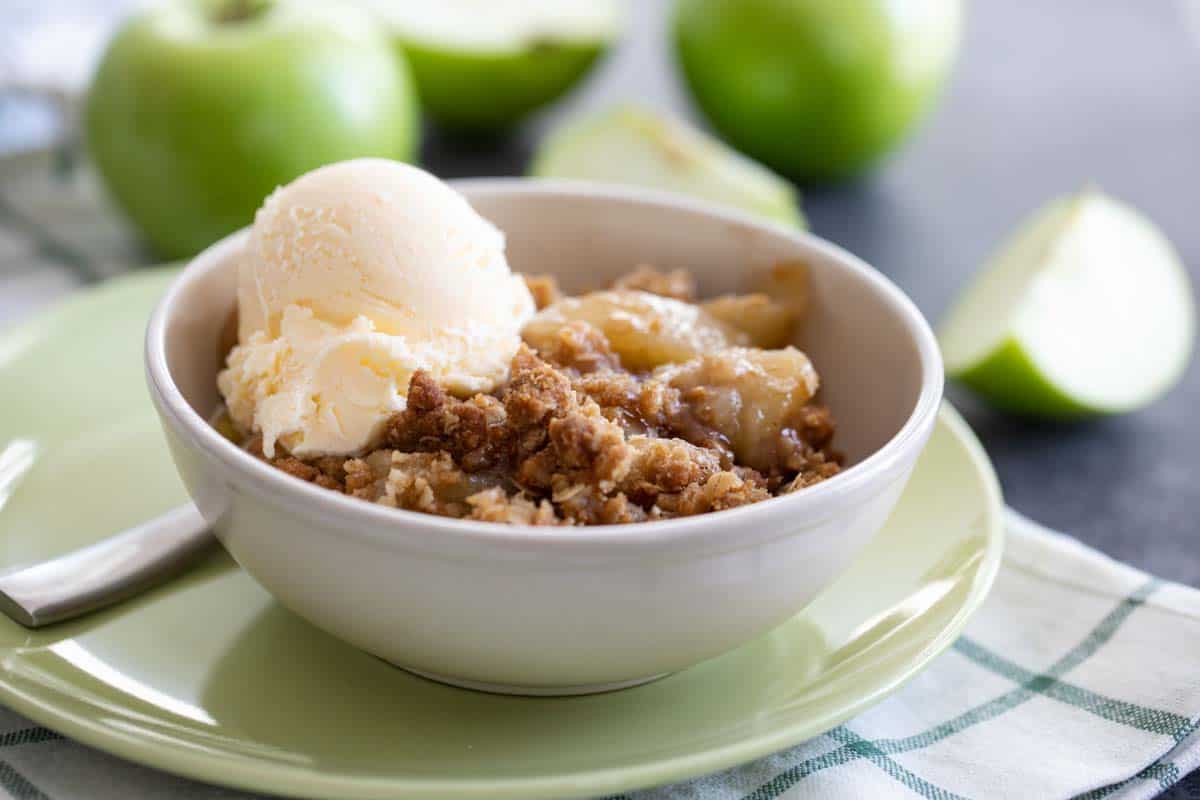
[3,151,1200,800]
[620,512,1200,800]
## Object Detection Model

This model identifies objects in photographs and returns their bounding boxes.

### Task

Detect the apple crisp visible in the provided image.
[232,266,841,525]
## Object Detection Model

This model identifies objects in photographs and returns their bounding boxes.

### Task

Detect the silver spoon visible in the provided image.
[0,440,214,628]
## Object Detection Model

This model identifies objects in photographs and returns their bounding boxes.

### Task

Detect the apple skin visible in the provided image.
[952,339,1101,420]
[673,0,961,183]
[400,40,608,131]
[86,0,420,259]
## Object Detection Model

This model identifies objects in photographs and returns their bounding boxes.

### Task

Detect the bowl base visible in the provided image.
[398,666,670,696]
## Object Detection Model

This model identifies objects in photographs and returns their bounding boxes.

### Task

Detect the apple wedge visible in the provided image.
[939,191,1195,418]
[531,105,804,227]
[354,0,621,130]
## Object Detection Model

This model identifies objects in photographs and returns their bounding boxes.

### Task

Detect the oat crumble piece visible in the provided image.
[532,321,622,374]
[466,488,560,525]
[611,265,698,302]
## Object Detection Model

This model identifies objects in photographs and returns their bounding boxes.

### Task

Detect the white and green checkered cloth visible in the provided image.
[2,150,1200,800]
[621,513,1200,800]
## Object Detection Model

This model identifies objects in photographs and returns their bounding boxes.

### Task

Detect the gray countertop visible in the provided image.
[2,0,1199,796]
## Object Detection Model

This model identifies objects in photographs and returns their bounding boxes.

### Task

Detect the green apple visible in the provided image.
[353,0,621,131]
[939,191,1195,418]
[86,0,420,259]
[673,0,962,182]
[531,105,804,227]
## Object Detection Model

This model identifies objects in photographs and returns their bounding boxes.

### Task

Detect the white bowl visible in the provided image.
[146,180,943,695]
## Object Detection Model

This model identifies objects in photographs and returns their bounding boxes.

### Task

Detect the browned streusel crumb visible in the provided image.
[374,451,504,517]
[467,488,560,525]
[620,436,723,503]
[547,400,633,490]
[599,492,649,524]
[785,456,842,492]
[573,368,676,435]
[530,321,621,374]
[343,457,380,497]
[378,452,451,514]
[572,369,737,461]
[268,454,346,491]
[243,266,842,524]
[272,456,320,483]
[522,274,563,310]
[552,483,650,525]
[504,344,577,433]
[385,372,510,472]
[512,393,634,500]
[664,470,772,516]
[793,404,837,452]
[611,265,698,302]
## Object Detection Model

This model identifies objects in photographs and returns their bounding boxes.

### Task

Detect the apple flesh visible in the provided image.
[673,0,962,183]
[939,192,1195,418]
[531,105,804,227]
[86,0,420,259]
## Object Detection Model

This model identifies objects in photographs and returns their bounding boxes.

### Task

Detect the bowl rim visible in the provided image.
[145,177,944,547]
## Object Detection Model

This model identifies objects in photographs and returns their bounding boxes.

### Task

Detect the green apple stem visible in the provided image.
[214,0,271,24]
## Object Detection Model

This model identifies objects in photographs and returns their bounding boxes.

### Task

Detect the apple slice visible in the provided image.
[353,0,621,130]
[531,105,804,227]
[938,190,1195,418]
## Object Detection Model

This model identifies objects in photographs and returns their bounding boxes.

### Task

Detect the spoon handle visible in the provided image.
[0,504,214,628]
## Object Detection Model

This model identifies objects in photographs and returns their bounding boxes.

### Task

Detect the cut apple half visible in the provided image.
[353,0,622,130]
[531,105,805,228]
[939,190,1195,418]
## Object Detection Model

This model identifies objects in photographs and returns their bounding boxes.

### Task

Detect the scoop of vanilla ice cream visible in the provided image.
[218,159,534,458]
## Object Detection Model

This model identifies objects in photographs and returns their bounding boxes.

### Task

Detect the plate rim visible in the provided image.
[0,275,1004,800]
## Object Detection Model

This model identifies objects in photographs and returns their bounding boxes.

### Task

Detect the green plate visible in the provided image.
[0,270,1003,799]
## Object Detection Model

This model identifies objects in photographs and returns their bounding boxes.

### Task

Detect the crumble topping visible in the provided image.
[611,264,698,301]
[232,266,842,525]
